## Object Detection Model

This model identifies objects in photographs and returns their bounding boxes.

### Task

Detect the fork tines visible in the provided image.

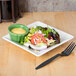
[62,42,76,55]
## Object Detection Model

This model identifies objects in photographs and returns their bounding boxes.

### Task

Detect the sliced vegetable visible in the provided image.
[49,29,60,43]
[31,33,47,45]
[30,44,47,51]
[24,26,60,50]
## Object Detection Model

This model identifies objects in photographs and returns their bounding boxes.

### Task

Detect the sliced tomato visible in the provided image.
[31,33,47,45]
[41,36,47,43]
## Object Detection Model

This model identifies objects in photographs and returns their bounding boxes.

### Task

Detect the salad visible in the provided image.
[20,26,60,51]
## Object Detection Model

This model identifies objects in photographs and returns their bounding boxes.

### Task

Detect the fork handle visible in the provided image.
[36,53,61,69]
[46,53,61,63]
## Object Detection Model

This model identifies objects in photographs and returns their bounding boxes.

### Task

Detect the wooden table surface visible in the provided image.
[0,12,76,76]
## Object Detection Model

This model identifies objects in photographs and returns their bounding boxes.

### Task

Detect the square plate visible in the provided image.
[2,21,74,57]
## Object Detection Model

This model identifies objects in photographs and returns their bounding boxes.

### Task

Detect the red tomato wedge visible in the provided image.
[31,33,47,45]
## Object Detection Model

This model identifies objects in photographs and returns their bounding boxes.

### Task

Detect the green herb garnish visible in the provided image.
[19,40,24,45]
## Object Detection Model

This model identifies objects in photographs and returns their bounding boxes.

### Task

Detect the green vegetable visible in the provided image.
[47,26,52,32]
[52,29,58,34]
[41,26,52,37]
[30,27,36,34]
[19,40,24,45]
[36,26,43,30]
[25,36,30,43]
[30,26,52,37]
[30,27,39,34]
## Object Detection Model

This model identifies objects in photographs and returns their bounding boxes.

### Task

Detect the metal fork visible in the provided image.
[35,42,76,70]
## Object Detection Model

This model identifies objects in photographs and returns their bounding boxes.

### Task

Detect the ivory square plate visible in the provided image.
[2,21,74,56]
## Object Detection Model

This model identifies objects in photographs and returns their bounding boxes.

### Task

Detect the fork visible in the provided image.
[35,42,76,70]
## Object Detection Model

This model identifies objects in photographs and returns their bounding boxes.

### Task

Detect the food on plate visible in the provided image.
[31,32,47,45]
[11,28,26,34]
[24,25,60,51]
[48,29,60,44]
[8,24,29,43]
[29,44,47,50]
[8,24,60,51]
